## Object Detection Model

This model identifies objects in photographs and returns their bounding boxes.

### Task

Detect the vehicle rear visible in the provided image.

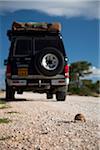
[5,22,69,101]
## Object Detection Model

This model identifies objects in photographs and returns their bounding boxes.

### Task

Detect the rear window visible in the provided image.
[14,39,32,55]
[35,38,65,53]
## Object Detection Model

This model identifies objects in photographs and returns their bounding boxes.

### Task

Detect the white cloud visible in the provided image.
[89,66,100,78]
[81,66,100,80]
[0,0,99,19]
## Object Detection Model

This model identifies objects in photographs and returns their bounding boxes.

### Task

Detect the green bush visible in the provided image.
[0,118,11,124]
[69,79,100,96]
[69,86,92,96]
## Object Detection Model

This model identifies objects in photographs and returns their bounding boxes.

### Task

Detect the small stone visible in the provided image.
[34,145,41,150]
[74,113,86,122]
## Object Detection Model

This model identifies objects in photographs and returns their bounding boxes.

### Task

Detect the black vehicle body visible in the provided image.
[4,22,69,101]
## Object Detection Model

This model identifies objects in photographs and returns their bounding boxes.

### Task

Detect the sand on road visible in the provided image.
[0,92,99,150]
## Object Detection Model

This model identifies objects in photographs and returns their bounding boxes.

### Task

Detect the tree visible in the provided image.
[92,80,100,94]
[69,61,92,87]
[68,61,99,96]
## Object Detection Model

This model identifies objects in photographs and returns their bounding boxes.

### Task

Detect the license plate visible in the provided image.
[18,68,28,76]
[51,79,65,85]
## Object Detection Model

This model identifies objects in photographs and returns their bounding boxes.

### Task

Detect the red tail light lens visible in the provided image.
[64,65,69,78]
[6,64,11,78]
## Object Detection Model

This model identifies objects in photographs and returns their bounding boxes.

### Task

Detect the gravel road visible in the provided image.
[0,92,99,150]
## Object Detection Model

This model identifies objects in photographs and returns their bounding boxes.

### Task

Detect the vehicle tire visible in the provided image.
[6,83,15,101]
[56,91,66,101]
[47,92,53,99]
[35,48,64,76]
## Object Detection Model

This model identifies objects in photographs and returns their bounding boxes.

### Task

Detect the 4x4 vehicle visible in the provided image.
[4,22,69,101]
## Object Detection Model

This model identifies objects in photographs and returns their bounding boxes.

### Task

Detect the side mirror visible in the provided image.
[4,59,8,65]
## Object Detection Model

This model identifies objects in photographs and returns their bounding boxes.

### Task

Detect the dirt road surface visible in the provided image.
[0,92,99,150]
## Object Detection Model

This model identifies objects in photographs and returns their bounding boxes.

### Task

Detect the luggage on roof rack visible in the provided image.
[12,21,61,32]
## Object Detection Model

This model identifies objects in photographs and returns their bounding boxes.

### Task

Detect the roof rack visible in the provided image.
[12,21,61,32]
[7,30,60,40]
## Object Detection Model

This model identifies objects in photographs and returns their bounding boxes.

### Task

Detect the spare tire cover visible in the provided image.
[34,47,64,76]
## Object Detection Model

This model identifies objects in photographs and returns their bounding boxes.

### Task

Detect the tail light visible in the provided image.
[64,64,69,78]
[6,64,11,78]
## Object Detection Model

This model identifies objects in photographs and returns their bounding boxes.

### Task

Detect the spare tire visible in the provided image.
[34,48,64,76]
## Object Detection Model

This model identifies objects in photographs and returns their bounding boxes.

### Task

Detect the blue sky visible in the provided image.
[0,0,100,88]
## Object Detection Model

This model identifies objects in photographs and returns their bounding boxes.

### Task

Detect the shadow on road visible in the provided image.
[0,98,28,102]
[0,98,57,102]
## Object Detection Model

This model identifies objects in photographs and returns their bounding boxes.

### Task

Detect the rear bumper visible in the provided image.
[7,78,67,87]
[6,75,69,87]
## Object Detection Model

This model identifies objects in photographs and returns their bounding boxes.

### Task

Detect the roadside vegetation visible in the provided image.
[0,100,6,109]
[6,111,19,114]
[0,136,11,141]
[0,100,10,109]
[0,100,11,124]
[0,118,11,124]
[69,61,100,97]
